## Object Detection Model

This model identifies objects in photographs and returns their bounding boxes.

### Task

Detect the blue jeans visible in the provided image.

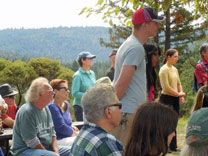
[73,105,83,121]
[19,146,70,156]
[0,147,4,156]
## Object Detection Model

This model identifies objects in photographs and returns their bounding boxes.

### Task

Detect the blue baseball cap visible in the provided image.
[77,51,96,60]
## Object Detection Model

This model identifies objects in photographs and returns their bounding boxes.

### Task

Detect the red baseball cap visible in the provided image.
[132,7,165,25]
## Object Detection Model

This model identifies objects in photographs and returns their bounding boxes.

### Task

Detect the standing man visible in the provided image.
[10,77,70,156]
[106,49,117,81]
[194,43,208,89]
[0,83,18,128]
[113,7,165,145]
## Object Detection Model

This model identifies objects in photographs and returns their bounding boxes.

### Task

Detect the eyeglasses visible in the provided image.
[6,95,15,99]
[57,87,70,91]
[106,103,122,109]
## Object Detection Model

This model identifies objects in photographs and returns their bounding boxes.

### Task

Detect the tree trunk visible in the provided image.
[16,84,22,107]
[165,8,171,52]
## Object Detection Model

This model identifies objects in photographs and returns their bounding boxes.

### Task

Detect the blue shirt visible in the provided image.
[72,67,96,107]
[70,122,123,156]
[48,101,73,140]
[114,35,147,114]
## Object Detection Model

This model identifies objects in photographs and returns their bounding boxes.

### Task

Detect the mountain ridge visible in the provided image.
[0,26,111,63]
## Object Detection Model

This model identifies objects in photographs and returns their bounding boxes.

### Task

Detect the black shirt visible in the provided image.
[106,67,114,81]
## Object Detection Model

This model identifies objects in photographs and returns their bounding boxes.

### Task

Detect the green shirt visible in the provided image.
[72,67,96,107]
[10,102,56,156]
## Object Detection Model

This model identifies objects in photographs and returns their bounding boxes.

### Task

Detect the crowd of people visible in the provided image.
[0,6,208,156]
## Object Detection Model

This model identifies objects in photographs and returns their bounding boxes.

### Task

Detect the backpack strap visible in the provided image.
[198,60,208,74]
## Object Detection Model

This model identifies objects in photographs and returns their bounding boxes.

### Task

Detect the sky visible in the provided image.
[0,0,109,30]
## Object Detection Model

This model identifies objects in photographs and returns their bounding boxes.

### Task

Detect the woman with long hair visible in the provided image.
[144,44,160,101]
[49,79,79,146]
[72,51,96,121]
[159,48,185,152]
[124,102,178,156]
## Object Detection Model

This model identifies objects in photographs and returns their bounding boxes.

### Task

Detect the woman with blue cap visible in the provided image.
[72,51,96,121]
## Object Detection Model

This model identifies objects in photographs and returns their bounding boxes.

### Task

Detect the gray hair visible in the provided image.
[25,77,49,103]
[200,43,208,57]
[180,145,208,156]
[82,83,117,121]
[180,135,208,156]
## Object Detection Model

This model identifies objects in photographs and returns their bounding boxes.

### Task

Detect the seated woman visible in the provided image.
[124,101,178,156]
[49,79,79,146]
[192,85,208,112]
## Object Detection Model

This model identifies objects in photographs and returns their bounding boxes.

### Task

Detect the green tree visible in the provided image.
[71,60,79,72]
[58,67,74,88]
[0,58,11,71]
[28,57,62,81]
[91,61,110,79]
[0,60,37,106]
[81,0,207,51]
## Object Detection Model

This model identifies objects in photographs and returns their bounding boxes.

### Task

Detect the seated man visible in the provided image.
[0,83,18,128]
[10,77,70,156]
[180,107,208,156]
[70,80,123,156]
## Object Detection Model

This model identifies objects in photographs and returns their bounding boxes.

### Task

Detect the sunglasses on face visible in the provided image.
[106,103,122,109]
[57,87,70,91]
[7,95,15,99]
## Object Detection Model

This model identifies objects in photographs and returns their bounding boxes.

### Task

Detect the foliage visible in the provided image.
[80,0,207,27]
[92,61,110,79]
[58,67,74,88]
[0,58,75,106]
[100,25,131,48]
[28,57,63,81]
[0,60,37,106]
[0,58,11,71]
[179,39,207,116]
[80,0,207,52]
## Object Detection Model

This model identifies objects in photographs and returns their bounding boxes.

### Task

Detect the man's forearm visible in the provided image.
[3,117,14,128]
[115,82,129,100]
[51,137,59,154]
[35,144,46,150]
[115,65,136,99]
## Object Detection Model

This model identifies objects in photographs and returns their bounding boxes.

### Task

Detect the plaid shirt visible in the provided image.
[70,122,123,156]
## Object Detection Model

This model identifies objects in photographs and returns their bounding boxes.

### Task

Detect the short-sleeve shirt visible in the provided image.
[113,35,146,114]
[194,58,208,84]
[70,122,123,156]
[72,67,96,107]
[10,102,56,156]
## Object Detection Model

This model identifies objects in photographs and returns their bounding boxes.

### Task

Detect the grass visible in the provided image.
[167,116,189,156]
